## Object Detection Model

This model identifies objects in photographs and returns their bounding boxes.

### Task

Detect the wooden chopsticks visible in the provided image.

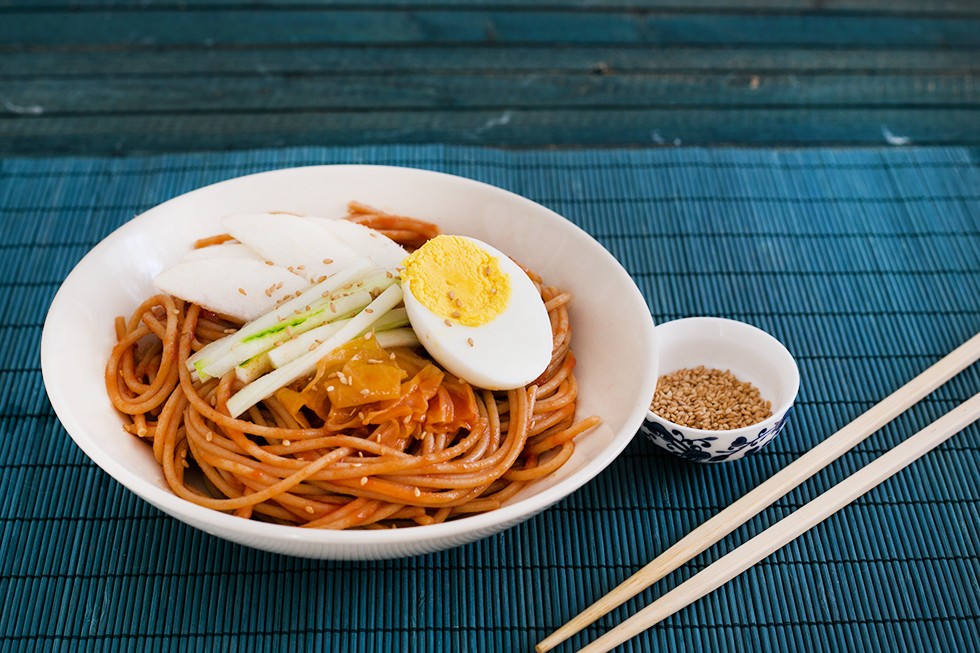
[578,391,980,652]
[537,332,980,653]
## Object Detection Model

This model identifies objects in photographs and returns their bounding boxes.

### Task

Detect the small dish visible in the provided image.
[640,317,799,463]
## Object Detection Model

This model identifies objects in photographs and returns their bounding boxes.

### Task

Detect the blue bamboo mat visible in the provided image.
[1,145,978,652]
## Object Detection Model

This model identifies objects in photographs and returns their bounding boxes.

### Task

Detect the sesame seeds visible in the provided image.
[322,258,334,265]
[326,385,335,392]
[305,506,315,514]
[237,287,246,296]
[414,487,422,498]
[283,439,291,447]
[448,290,456,300]
[483,266,491,276]
[467,337,474,347]
[364,308,374,314]
[360,477,368,486]
[444,319,452,327]
[651,366,772,431]
[264,260,274,266]
[359,389,371,396]
[451,311,460,318]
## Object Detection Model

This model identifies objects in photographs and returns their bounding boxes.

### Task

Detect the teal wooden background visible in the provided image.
[1,0,978,153]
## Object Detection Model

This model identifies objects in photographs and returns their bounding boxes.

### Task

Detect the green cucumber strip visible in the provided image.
[235,353,273,385]
[230,300,340,364]
[225,284,384,372]
[185,259,375,373]
[225,284,404,418]
[371,307,409,332]
[198,272,396,379]
[266,307,411,370]
[374,328,421,349]
[266,319,349,369]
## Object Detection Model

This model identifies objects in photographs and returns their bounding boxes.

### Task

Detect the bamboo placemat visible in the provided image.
[2,145,977,651]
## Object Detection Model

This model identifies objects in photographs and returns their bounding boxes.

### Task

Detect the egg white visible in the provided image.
[402,237,553,391]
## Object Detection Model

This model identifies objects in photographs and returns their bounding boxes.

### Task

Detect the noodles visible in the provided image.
[105,206,598,529]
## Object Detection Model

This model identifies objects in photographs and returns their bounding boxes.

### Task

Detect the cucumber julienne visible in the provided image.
[188,260,376,380]
[226,284,405,418]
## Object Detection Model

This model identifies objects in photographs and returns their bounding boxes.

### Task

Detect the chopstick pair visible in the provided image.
[537,331,980,653]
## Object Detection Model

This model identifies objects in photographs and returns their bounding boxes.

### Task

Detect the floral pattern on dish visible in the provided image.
[640,407,793,463]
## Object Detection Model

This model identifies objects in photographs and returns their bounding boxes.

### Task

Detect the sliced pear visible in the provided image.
[307,217,407,270]
[153,258,309,322]
[221,212,361,283]
[180,242,260,263]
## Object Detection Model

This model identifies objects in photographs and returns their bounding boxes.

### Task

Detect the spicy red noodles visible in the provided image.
[105,203,598,529]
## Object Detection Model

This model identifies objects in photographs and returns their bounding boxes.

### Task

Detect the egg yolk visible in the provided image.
[402,235,511,327]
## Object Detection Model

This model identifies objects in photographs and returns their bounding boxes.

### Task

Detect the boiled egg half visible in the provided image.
[401,235,553,390]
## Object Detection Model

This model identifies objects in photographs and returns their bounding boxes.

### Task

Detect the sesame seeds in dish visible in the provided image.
[651,366,772,431]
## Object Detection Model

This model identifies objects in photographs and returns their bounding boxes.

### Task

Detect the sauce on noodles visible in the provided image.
[105,202,599,529]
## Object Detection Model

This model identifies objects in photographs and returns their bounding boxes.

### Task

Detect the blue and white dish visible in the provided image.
[642,317,800,464]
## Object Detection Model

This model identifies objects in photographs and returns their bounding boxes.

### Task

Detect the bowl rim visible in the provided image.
[644,316,799,439]
[42,163,659,549]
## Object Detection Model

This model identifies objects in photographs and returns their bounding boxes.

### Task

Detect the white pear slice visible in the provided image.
[180,242,260,263]
[154,258,309,322]
[221,212,361,283]
[307,217,407,270]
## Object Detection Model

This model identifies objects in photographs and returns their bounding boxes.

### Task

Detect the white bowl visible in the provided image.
[641,317,799,463]
[41,165,658,559]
